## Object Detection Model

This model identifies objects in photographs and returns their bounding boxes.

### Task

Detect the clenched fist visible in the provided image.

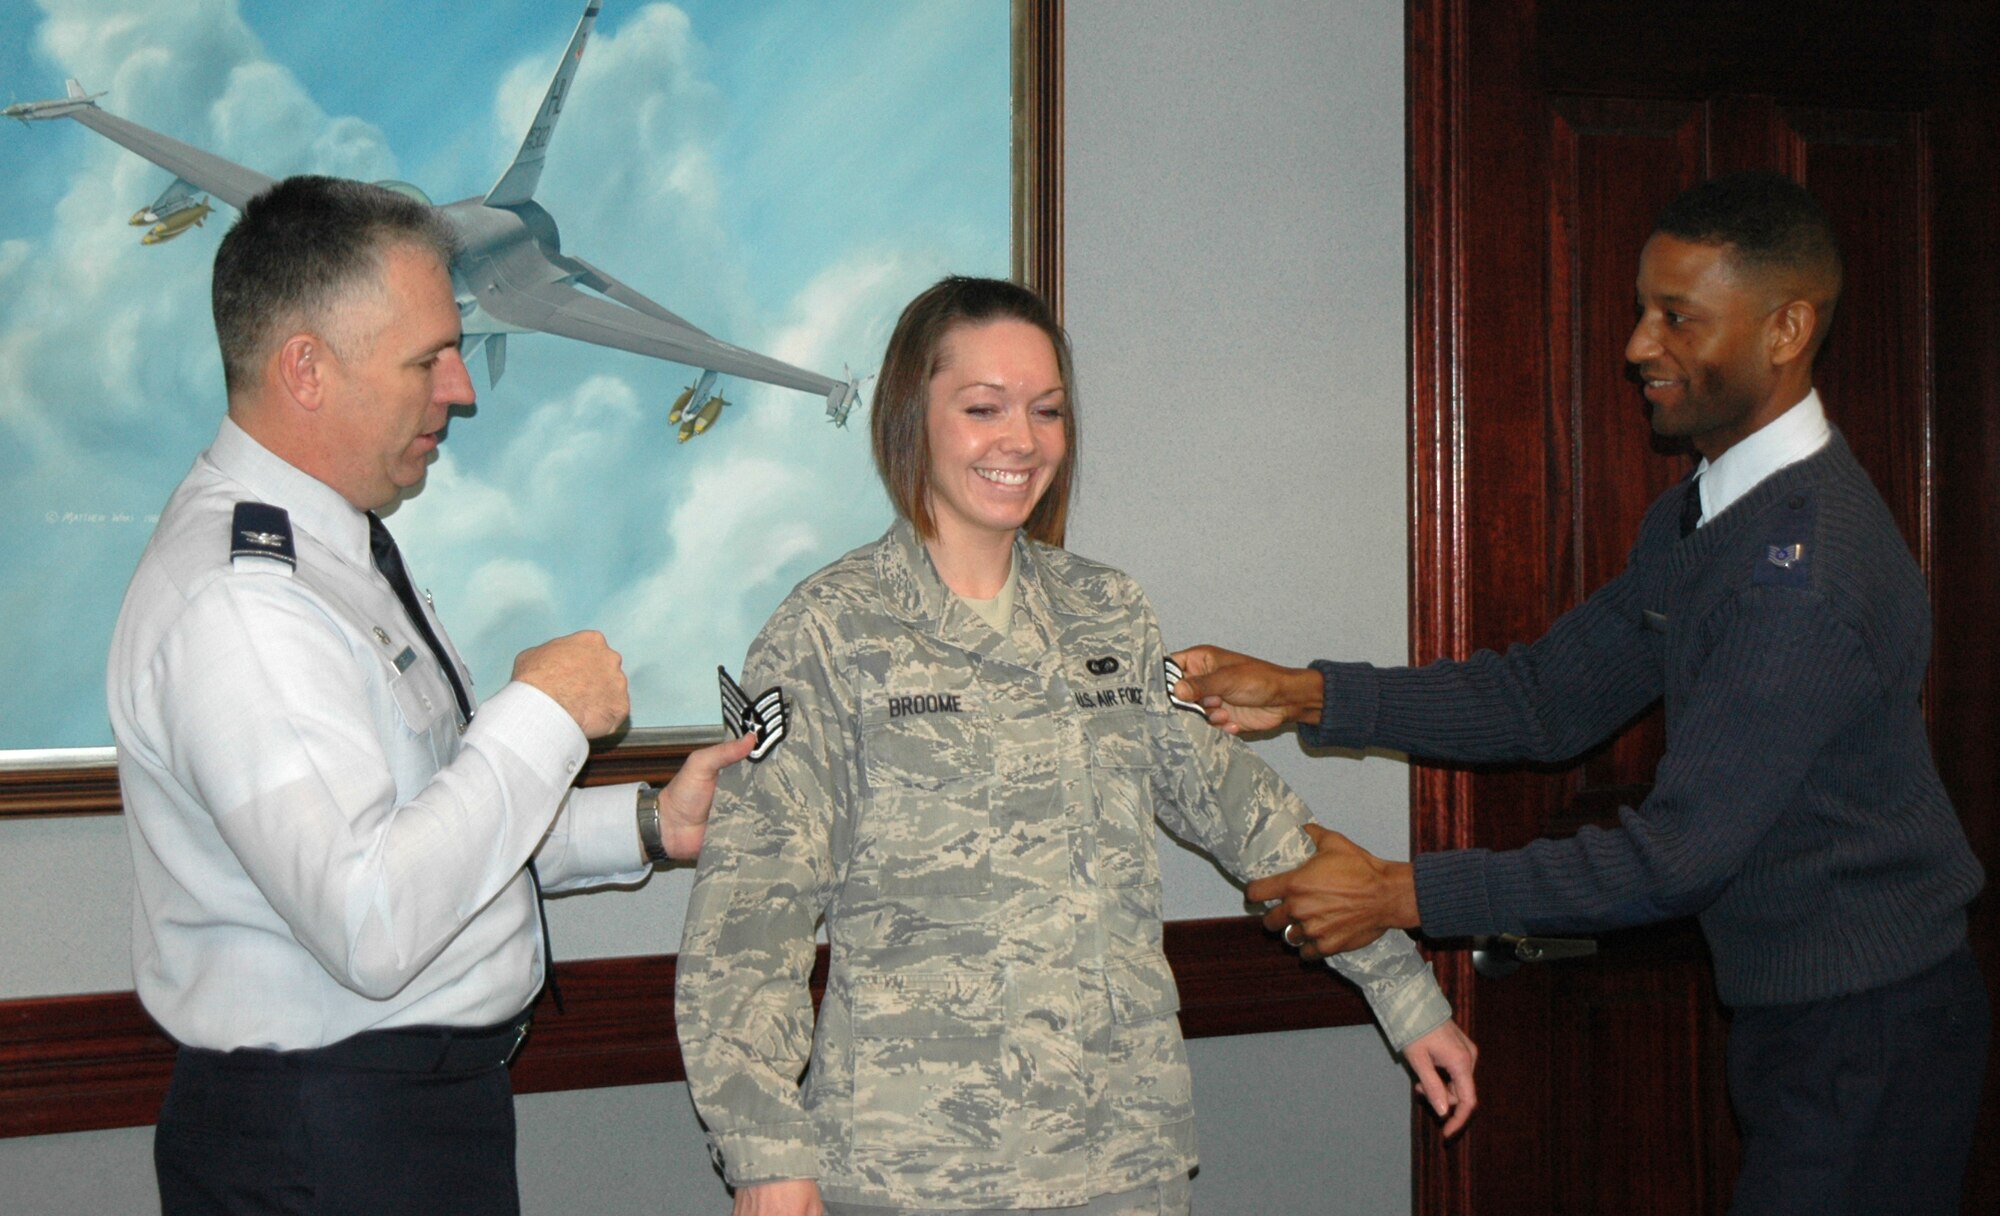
[512,630,630,739]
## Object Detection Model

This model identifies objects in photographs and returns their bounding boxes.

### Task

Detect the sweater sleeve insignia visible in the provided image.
[1754,540,1811,587]
[1753,494,1816,588]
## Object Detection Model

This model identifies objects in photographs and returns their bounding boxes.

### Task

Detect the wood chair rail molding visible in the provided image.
[0,915,1370,1139]
[0,740,708,819]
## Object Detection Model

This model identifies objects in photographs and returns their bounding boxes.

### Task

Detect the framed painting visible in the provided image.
[0,0,1061,811]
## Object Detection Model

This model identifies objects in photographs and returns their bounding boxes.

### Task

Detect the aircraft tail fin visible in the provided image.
[65,78,86,100]
[484,1,600,207]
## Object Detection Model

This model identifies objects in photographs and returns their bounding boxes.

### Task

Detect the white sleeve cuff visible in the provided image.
[545,782,654,889]
[467,681,589,781]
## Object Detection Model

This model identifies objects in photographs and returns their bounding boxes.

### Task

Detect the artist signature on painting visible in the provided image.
[42,510,158,526]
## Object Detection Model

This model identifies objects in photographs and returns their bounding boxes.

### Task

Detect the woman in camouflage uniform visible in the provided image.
[678,277,1476,1216]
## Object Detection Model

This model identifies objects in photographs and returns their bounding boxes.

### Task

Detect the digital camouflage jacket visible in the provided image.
[677,520,1451,1210]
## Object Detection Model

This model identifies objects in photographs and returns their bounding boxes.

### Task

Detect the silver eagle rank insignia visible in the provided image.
[229,502,296,570]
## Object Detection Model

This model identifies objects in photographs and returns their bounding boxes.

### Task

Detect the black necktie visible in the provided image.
[368,513,472,723]
[1679,475,1703,537]
[368,512,563,1013]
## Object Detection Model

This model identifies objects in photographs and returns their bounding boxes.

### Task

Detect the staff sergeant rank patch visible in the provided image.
[1754,493,1816,590]
[719,666,787,762]
[230,502,296,571]
[1754,541,1809,588]
[1162,656,1208,719]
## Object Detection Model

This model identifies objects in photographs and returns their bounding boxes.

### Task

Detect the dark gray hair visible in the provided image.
[212,175,459,395]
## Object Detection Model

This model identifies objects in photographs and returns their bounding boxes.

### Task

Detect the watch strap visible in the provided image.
[636,785,670,866]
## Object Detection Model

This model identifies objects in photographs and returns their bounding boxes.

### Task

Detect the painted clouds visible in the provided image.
[0,0,1009,747]
[1,0,402,747]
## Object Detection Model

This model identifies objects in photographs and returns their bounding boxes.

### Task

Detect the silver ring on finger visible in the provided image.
[1282,921,1305,948]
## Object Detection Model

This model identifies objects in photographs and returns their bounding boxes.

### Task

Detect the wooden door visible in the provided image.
[1407,3,2000,1212]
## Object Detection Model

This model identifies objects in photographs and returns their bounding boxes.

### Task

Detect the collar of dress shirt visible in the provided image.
[206,416,372,567]
[1691,388,1832,527]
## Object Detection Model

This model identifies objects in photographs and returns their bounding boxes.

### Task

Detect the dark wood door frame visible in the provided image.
[1406,2,2000,1212]
[1405,6,1480,1203]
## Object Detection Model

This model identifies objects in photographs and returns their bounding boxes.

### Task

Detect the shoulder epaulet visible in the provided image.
[1752,489,1816,589]
[230,502,296,572]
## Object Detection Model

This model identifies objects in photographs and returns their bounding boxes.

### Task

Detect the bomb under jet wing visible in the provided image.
[62,100,274,211]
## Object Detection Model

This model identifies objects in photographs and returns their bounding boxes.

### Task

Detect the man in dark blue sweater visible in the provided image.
[1175,172,1987,1214]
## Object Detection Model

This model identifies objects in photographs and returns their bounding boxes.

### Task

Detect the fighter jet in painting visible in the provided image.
[6,1,863,430]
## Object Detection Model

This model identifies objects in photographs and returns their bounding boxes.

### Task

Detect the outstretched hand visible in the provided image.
[1247,823,1419,956]
[656,730,759,860]
[1168,644,1323,734]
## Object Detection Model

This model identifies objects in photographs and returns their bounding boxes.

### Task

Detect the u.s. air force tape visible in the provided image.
[719,665,787,762]
[1162,656,1207,718]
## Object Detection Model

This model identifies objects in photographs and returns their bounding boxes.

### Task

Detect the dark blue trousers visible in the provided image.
[154,1041,519,1216]
[1726,944,1989,1216]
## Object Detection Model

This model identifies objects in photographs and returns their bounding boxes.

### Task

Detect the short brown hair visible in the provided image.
[871,276,1077,546]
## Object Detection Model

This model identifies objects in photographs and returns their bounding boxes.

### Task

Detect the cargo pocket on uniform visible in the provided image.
[849,971,1009,1151]
[1103,957,1192,1129]
[855,708,994,896]
[1084,711,1162,893]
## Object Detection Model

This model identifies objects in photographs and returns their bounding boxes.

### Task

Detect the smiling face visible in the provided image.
[1625,233,1803,461]
[921,318,1069,554]
[315,243,473,510]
